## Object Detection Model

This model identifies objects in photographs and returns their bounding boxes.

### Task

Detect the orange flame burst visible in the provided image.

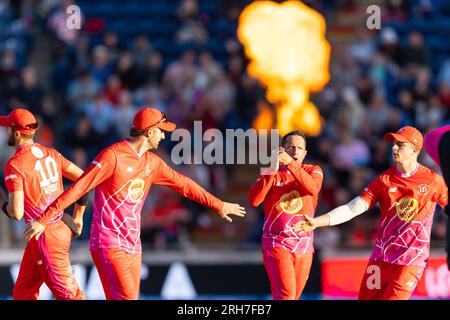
[238,0,331,136]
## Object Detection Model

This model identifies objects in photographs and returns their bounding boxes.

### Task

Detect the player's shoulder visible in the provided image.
[378,167,395,179]
[39,144,64,158]
[7,143,48,167]
[99,140,124,154]
[419,164,446,184]
[418,163,440,176]
[107,140,134,156]
[302,163,323,175]
[4,156,19,172]
[146,150,164,163]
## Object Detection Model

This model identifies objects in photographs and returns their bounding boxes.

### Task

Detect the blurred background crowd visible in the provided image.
[0,0,449,252]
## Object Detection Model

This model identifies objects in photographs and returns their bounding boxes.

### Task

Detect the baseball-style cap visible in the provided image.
[132,108,176,132]
[384,126,423,150]
[0,108,39,135]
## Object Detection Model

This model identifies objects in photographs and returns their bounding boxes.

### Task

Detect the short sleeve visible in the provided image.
[56,150,73,172]
[359,177,381,209]
[4,162,23,193]
[435,176,448,208]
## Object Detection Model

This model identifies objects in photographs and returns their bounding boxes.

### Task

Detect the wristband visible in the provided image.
[76,193,89,206]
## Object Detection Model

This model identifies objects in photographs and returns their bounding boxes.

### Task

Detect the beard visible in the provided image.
[7,132,16,146]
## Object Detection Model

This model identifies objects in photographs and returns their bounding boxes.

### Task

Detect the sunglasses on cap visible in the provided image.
[11,122,39,131]
[143,112,167,130]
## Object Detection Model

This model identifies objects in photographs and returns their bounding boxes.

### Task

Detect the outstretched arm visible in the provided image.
[61,162,90,237]
[296,196,369,232]
[152,156,246,222]
[24,148,116,241]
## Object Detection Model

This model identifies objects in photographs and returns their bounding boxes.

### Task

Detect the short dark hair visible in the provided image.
[130,128,146,137]
[282,130,306,147]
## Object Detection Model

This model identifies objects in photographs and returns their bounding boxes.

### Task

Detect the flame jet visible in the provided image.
[238,1,331,136]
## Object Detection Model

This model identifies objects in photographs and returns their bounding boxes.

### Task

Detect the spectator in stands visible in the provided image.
[102,31,122,66]
[332,132,371,169]
[116,51,142,90]
[67,69,102,114]
[89,45,113,85]
[112,90,136,138]
[139,51,164,86]
[83,93,114,138]
[162,50,198,97]
[400,31,430,68]
[347,28,376,65]
[102,74,125,107]
[132,35,153,67]
[0,50,22,107]
[11,66,43,116]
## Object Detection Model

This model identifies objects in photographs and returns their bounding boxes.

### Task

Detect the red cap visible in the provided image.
[132,108,176,132]
[384,126,423,150]
[0,108,39,135]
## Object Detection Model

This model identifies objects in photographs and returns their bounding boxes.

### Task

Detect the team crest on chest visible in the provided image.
[279,190,302,214]
[418,184,429,195]
[128,178,145,203]
[395,197,418,222]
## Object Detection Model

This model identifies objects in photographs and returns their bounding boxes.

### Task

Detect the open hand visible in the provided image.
[219,202,246,222]
[23,220,45,241]
[294,214,318,232]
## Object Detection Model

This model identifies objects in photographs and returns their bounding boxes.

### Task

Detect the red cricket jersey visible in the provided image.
[359,164,448,267]
[4,141,73,223]
[248,161,323,254]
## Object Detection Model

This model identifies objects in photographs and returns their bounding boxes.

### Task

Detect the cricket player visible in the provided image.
[0,108,87,300]
[248,130,324,300]
[424,125,450,270]
[24,107,246,300]
[298,126,448,300]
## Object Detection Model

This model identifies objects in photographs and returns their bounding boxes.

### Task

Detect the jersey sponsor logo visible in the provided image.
[128,178,145,203]
[279,190,302,214]
[389,187,398,193]
[418,184,429,195]
[395,197,419,222]
[127,167,134,173]
[31,146,44,159]
[145,163,151,176]
[5,174,17,181]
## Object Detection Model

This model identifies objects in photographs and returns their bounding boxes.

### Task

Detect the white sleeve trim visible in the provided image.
[327,196,369,226]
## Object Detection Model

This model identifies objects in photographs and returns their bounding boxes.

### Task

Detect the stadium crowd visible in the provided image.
[0,0,449,251]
